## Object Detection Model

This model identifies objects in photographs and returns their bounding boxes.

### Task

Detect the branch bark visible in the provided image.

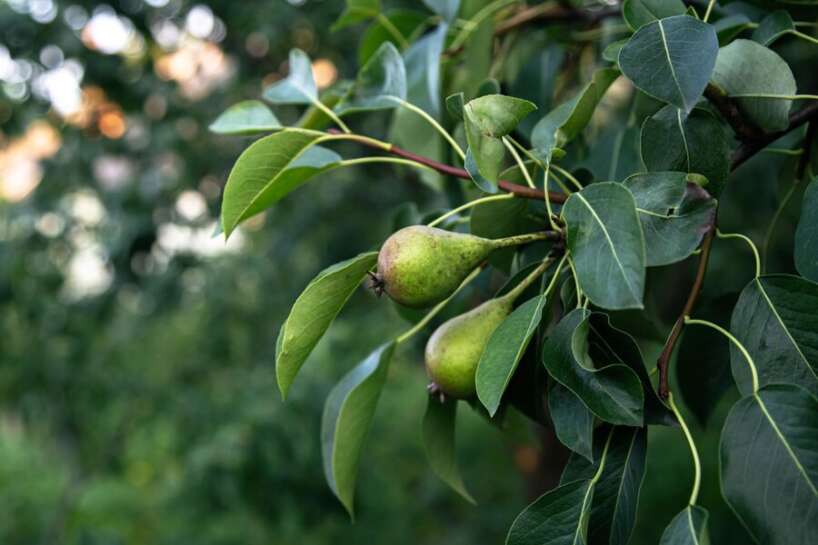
[704,84,765,143]
[495,4,621,36]
[656,102,818,398]
[333,129,568,204]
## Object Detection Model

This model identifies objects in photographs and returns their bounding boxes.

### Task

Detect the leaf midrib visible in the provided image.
[656,19,688,111]
[573,192,641,303]
[754,278,818,384]
[753,391,818,497]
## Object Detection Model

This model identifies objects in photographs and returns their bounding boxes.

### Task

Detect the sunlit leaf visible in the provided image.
[262,49,318,104]
[209,100,281,135]
[276,252,378,398]
[221,130,341,236]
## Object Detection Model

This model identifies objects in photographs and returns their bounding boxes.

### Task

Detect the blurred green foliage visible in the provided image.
[1,1,814,544]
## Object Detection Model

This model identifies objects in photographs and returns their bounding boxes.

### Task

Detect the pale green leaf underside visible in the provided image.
[711,39,796,132]
[276,252,378,398]
[622,0,686,31]
[321,342,396,517]
[209,100,282,135]
[262,48,318,104]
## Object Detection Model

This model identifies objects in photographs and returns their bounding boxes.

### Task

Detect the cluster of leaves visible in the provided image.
[215,0,818,544]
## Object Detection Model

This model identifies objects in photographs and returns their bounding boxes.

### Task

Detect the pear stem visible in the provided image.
[494,231,561,248]
[394,266,483,345]
[500,257,555,304]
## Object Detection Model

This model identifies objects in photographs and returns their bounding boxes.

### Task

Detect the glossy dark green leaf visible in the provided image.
[506,479,595,545]
[730,275,818,396]
[624,172,717,266]
[333,0,380,30]
[423,0,459,21]
[587,313,675,425]
[622,0,686,31]
[658,506,710,545]
[753,11,795,45]
[477,295,548,416]
[322,342,395,516]
[562,183,646,310]
[209,100,281,135]
[542,309,644,426]
[549,380,595,462]
[422,396,475,503]
[336,42,406,114]
[403,23,447,119]
[262,49,318,104]
[276,252,378,398]
[532,69,619,164]
[561,426,648,545]
[221,130,342,237]
[795,179,818,282]
[711,39,796,132]
[619,15,717,112]
[641,106,729,196]
[720,384,818,545]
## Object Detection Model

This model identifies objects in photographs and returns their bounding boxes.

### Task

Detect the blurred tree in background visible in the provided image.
[2,1,816,544]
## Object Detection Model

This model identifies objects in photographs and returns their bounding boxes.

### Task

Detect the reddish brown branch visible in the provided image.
[387,145,567,203]
[732,102,818,170]
[704,84,765,143]
[495,4,621,36]
[656,228,714,399]
[328,128,568,204]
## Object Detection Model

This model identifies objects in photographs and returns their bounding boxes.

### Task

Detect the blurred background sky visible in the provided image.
[0,1,805,544]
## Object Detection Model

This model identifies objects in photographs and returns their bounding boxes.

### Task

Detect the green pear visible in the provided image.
[376,226,550,308]
[425,296,513,398]
[424,258,553,399]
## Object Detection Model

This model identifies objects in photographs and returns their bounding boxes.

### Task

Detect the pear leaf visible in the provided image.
[422,396,475,503]
[322,342,396,517]
[209,100,281,135]
[276,252,378,398]
[619,15,717,112]
[262,49,318,104]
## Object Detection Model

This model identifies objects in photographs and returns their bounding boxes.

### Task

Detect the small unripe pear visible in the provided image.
[425,297,513,399]
[377,226,497,308]
[377,226,550,308]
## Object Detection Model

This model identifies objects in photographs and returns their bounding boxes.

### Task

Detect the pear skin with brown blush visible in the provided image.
[424,297,513,398]
[377,226,496,308]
